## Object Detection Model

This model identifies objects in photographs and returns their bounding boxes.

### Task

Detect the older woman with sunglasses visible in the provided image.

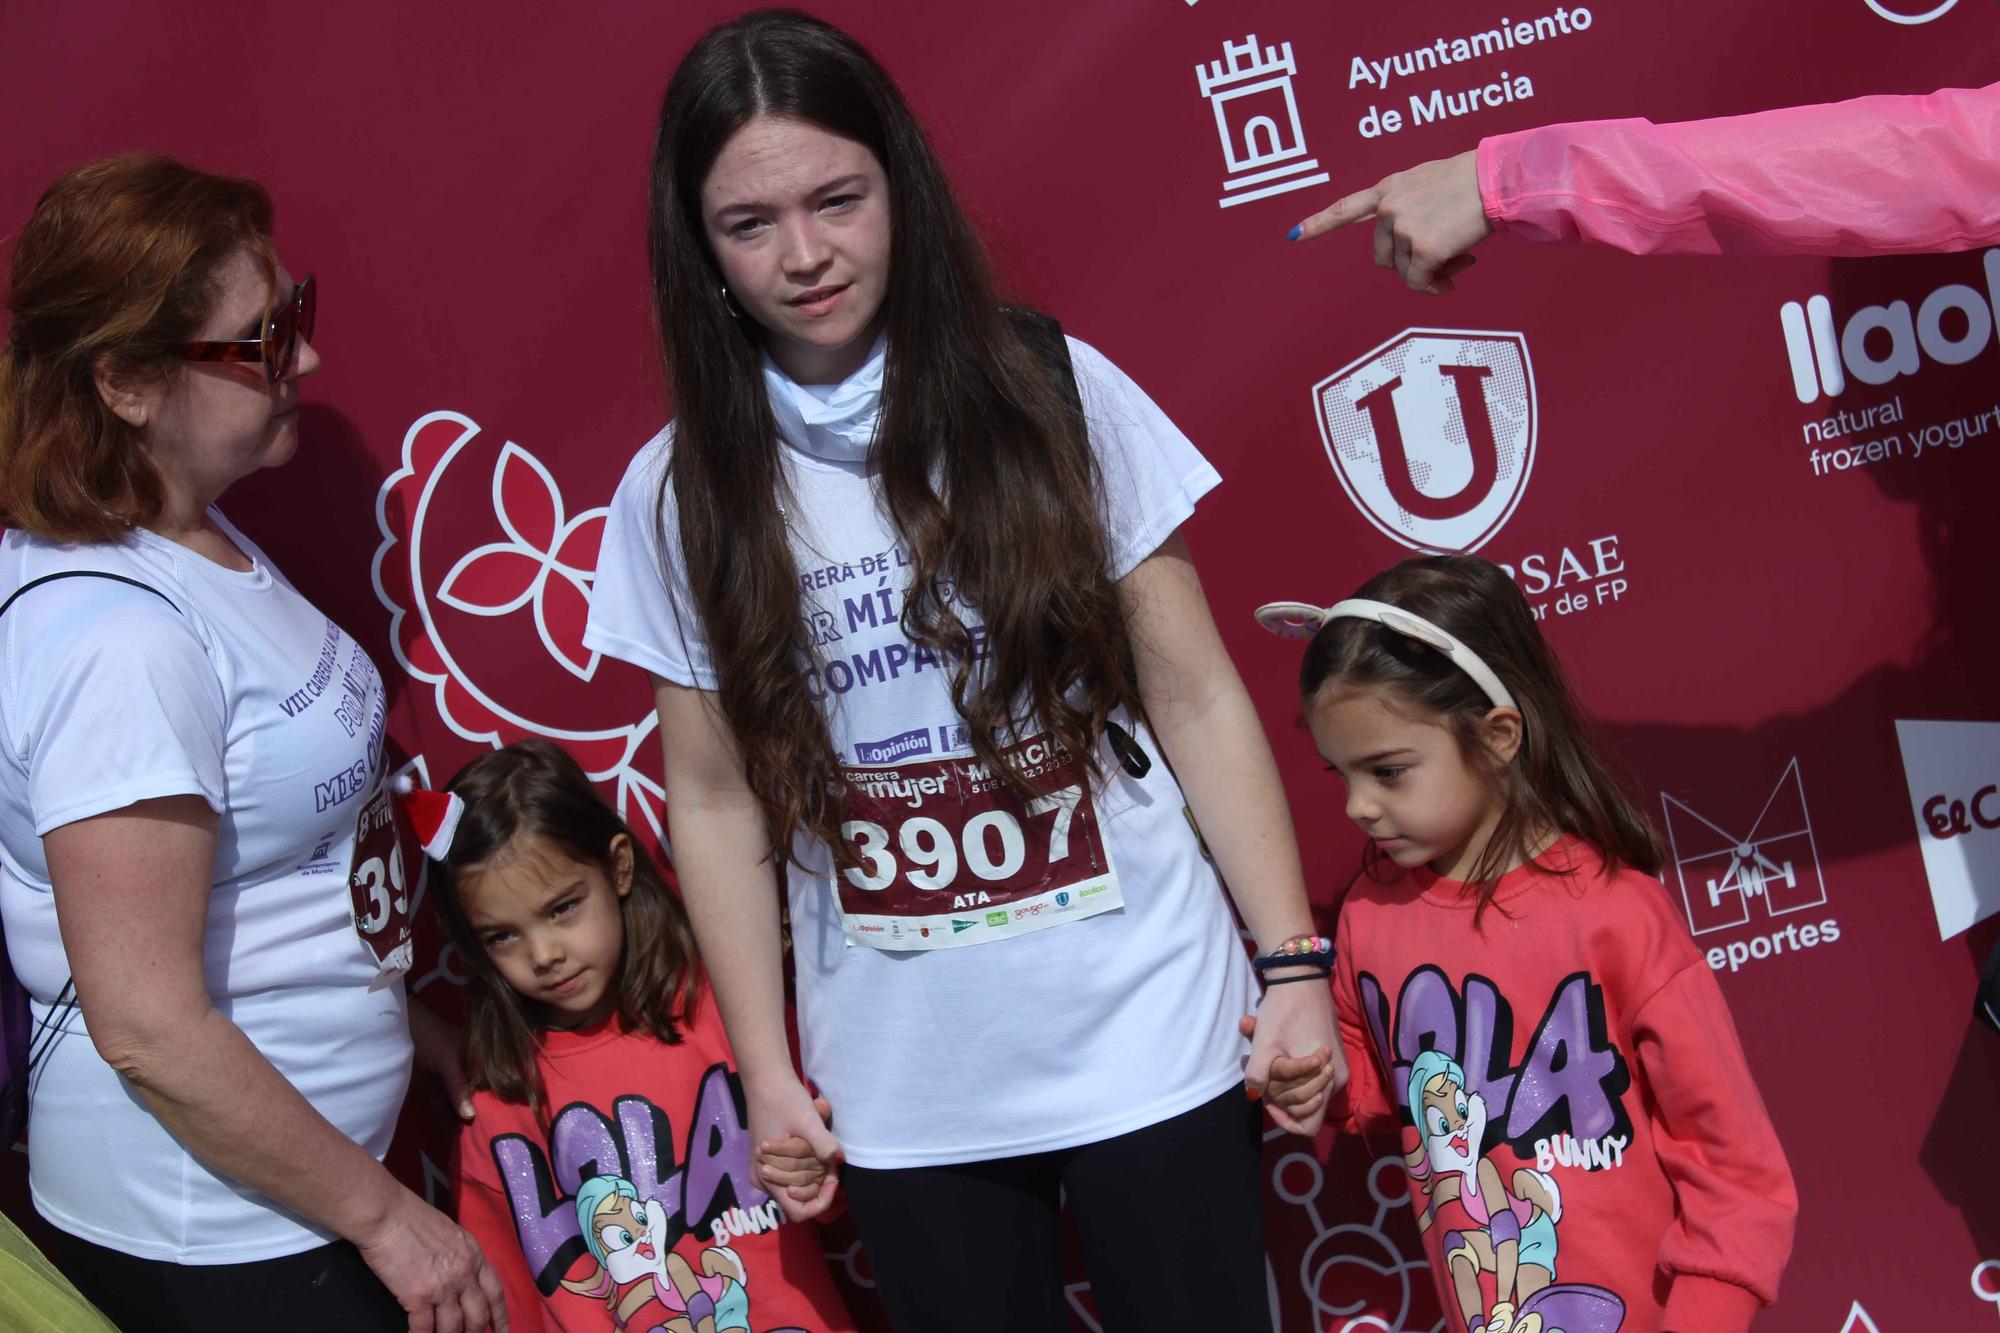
[0,155,506,1332]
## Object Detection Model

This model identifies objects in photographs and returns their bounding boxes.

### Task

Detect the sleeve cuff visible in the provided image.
[1108,461,1221,580]
[579,625,718,691]
[33,775,225,837]
[1475,133,1517,228]
[1663,1273,1763,1332]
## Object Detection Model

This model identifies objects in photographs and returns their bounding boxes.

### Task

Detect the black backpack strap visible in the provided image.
[0,570,175,620]
[0,568,177,1111]
[1005,306,1083,418]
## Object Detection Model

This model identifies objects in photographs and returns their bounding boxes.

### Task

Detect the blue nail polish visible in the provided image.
[1286,224,1303,242]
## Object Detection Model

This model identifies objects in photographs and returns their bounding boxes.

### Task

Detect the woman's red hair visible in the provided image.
[0,153,273,542]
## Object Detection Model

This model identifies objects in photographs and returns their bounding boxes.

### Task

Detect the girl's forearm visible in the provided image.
[1150,679,1316,951]
[667,797,798,1088]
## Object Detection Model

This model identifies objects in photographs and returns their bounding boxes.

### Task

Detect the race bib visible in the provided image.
[347,783,418,985]
[833,734,1123,950]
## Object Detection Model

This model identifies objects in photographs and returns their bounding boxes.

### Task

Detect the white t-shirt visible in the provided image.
[585,335,1256,1168]
[0,513,412,1262]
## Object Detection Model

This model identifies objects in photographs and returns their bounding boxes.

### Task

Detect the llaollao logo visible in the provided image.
[1313,329,1536,553]
[371,411,663,838]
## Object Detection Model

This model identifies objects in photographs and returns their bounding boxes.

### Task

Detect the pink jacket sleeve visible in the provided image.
[1478,82,2000,256]
[1630,963,1799,1332]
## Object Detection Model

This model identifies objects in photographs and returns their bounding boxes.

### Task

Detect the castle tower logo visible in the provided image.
[1196,34,1331,209]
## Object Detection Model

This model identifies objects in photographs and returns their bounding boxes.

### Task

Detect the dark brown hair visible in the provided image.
[431,740,701,1119]
[1299,555,1662,921]
[0,153,274,542]
[647,9,1138,865]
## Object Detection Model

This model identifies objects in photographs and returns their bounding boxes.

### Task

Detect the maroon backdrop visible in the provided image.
[5,2,1999,1328]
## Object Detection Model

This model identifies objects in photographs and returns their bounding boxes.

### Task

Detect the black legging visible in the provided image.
[45,1228,406,1332]
[841,1085,1270,1333]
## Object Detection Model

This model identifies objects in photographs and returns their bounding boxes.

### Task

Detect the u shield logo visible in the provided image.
[1313,329,1536,553]
[1862,0,1959,23]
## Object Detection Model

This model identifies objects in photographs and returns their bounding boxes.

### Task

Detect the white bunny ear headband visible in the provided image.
[1253,598,1519,714]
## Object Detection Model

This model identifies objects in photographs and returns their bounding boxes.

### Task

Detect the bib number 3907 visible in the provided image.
[834,735,1123,951]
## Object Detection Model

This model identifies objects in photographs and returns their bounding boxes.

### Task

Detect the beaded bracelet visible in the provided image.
[1252,933,1335,974]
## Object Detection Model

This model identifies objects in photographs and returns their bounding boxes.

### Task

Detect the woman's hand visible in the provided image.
[746,1077,843,1222]
[354,1186,509,1333]
[1291,148,1490,293]
[1241,979,1346,1135]
[408,994,475,1122]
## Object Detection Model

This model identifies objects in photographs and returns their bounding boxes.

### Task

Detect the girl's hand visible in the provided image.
[756,1096,840,1205]
[408,994,476,1122]
[1241,978,1345,1135]
[745,1078,842,1222]
[353,1186,508,1332]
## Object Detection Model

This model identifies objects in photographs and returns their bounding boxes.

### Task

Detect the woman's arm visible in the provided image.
[1117,529,1344,1132]
[651,677,841,1220]
[46,796,505,1333]
[1293,82,2000,291]
[1479,82,2000,257]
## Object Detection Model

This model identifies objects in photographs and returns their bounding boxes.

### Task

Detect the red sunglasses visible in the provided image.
[180,273,316,384]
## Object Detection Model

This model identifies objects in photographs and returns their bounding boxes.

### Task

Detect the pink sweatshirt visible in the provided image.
[1330,840,1797,1333]
[1479,82,2000,256]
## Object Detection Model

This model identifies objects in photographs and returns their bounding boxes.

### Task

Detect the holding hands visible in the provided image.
[750,1082,843,1221]
[1240,979,1347,1136]
[1290,148,1491,294]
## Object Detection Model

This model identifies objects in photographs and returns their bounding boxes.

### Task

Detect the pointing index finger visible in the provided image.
[1291,183,1384,242]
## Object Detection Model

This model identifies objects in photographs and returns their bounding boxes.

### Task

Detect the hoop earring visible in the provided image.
[720,285,744,321]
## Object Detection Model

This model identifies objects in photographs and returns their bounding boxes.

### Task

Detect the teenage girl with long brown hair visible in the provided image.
[584,10,1340,1330]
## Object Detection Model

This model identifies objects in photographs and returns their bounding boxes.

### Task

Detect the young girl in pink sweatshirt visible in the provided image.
[1256,555,1797,1333]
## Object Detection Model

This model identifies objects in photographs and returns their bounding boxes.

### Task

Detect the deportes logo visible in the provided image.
[1313,329,1536,553]
[1055,891,1072,908]
[1661,759,1827,937]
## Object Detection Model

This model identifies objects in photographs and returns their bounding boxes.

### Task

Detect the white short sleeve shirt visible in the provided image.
[0,514,412,1262]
